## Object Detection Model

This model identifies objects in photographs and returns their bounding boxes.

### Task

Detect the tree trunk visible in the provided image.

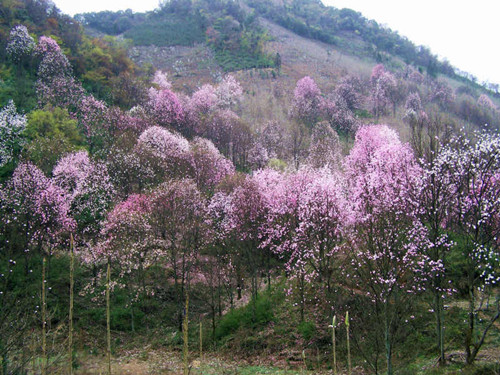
[183,292,189,375]
[384,309,393,375]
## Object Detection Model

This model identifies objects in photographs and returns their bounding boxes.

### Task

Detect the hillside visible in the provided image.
[0,1,499,374]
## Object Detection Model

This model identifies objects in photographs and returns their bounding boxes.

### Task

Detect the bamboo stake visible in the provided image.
[106,261,111,375]
[69,234,74,375]
[42,257,47,375]
[346,311,351,375]
[332,315,336,375]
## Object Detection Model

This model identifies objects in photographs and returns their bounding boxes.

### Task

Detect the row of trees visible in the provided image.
[0,22,499,374]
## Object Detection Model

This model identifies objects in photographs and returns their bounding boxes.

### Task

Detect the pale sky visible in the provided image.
[53,0,500,86]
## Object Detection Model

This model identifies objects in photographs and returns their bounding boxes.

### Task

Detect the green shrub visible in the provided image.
[298,321,316,341]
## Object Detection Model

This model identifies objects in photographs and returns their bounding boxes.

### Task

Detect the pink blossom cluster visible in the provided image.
[0,162,75,251]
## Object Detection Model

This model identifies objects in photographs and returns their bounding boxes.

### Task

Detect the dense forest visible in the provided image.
[0,0,499,374]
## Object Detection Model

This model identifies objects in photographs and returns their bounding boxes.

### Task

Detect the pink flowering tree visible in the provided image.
[322,96,359,134]
[370,64,386,86]
[430,80,454,109]
[291,76,323,127]
[344,125,436,375]
[260,121,285,160]
[148,179,209,330]
[146,81,185,133]
[247,141,269,170]
[0,100,26,168]
[106,139,156,198]
[0,162,75,264]
[97,194,154,328]
[416,145,458,364]
[371,71,396,118]
[335,75,362,111]
[403,92,430,158]
[189,137,235,192]
[477,94,496,111]
[226,176,269,301]
[75,95,109,152]
[186,84,218,135]
[34,36,85,111]
[53,151,115,241]
[136,125,193,182]
[306,121,341,170]
[257,168,315,320]
[215,74,243,110]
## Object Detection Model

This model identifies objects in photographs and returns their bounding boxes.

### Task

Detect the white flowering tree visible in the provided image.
[0,101,26,168]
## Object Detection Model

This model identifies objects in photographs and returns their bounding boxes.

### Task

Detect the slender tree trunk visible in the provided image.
[384,307,393,375]
[465,271,475,365]
[106,261,111,375]
[199,321,203,359]
[69,234,74,375]
[42,257,47,375]
[183,292,189,375]
[434,292,445,365]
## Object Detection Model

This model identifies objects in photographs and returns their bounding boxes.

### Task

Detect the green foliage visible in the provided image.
[124,14,205,46]
[26,108,83,144]
[297,320,316,341]
[215,293,274,341]
[23,108,85,174]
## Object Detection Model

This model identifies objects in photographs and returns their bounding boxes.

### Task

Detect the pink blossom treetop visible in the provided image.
[75,95,109,149]
[291,76,323,127]
[35,36,85,109]
[224,175,269,299]
[0,162,75,256]
[370,64,385,86]
[335,75,362,111]
[477,94,496,111]
[152,70,172,90]
[247,141,269,170]
[137,125,189,160]
[186,84,218,135]
[189,137,235,191]
[34,36,62,56]
[53,150,115,238]
[35,36,72,79]
[430,80,454,108]
[0,100,27,167]
[6,25,35,63]
[405,92,423,114]
[147,85,185,131]
[371,71,396,118]
[321,96,359,134]
[136,126,193,182]
[260,120,285,160]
